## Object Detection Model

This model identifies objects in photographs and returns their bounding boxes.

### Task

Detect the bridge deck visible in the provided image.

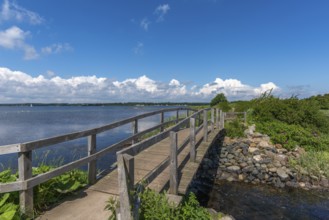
[38,127,220,220]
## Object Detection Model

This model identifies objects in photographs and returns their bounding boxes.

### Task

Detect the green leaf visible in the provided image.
[0,210,17,220]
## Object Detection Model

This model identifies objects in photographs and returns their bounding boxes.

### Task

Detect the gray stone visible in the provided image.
[258,140,269,148]
[227,154,234,159]
[253,155,262,162]
[277,168,289,180]
[227,166,240,172]
[239,162,248,168]
[249,147,259,154]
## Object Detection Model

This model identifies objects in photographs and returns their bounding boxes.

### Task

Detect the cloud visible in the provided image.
[0,0,44,24]
[140,18,150,31]
[155,4,170,22]
[0,26,38,60]
[0,67,282,103]
[41,43,73,55]
[133,42,143,55]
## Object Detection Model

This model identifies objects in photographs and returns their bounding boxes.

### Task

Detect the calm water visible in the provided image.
[207,181,329,220]
[0,105,177,171]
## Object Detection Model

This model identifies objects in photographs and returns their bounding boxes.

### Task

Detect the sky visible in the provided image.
[0,0,329,103]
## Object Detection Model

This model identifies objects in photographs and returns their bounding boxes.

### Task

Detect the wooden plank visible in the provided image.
[88,134,97,185]
[216,108,219,129]
[189,118,196,162]
[18,151,33,216]
[211,108,215,133]
[142,156,170,185]
[160,112,164,132]
[132,119,138,144]
[203,110,208,142]
[123,154,134,191]
[169,132,178,195]
[117,154,132,220]
[0,144,20,155]
[0,181,24,193]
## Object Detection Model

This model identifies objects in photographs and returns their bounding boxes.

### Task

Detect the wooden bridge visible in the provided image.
[0,107,235,219]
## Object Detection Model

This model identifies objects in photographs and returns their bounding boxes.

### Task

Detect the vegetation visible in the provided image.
[210,93,231,112]
[106,188,212,220]
[0,166,87,219]
[225,118,246,138]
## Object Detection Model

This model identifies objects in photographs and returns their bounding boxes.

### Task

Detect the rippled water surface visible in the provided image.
[0,105,177,171]
[207,181,329,220]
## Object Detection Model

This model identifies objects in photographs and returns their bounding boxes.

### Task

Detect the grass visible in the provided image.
[320,110,329,117]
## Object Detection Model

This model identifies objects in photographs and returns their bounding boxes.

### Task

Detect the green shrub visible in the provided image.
[225,119,246,138]
[256,121,329,151]
[290,151,329,179]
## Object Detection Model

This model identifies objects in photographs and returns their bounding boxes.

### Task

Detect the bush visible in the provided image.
[225,119,246,138]
[256,121,329,151]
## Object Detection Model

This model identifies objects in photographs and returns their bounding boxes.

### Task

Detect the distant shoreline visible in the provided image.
[0,102,208,107]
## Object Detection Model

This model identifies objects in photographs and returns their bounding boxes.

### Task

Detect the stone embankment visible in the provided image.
[216,125,329,190]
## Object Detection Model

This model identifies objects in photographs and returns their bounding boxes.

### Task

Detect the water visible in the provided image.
[0,105,177,172]
[207,181,329,220]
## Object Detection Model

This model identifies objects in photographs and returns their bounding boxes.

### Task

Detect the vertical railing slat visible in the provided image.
[88,134,97,185]
[211,108,214,133]
[216,108,219,129]
[203,110,208,142]
[169,131,178,195]
[190,117,196,162]
[18,150,33,216]
[132,119,138,144]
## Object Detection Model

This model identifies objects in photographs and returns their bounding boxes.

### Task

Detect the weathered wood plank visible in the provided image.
[189,118,196,162]
[88,134,97,185]
[169,132,178,195]
[117,154,132,220]
[18,151,33,216]
[203,110,208,142]
[0,144,20,155]
[123,154,134,191]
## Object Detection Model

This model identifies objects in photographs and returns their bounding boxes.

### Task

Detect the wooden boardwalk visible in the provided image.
[38,126,220,220]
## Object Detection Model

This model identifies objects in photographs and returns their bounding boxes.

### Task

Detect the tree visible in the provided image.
[210,93,228,106]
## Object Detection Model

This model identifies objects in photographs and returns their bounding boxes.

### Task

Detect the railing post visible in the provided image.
[160,112,164,132]
[117,153,133,220]
[176,110,179,123]
[216,108,219,129]
[18,150,33,217]
[123,154,135,192]
[211,108,214,133]
[132,119,138,144]
[190,118,196,162]
[169,131,178,195]
[203,110,208,142]
[88,134,97,185]
[219,109,224,129]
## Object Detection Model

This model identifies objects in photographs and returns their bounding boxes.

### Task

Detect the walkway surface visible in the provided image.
[38,127,220,220]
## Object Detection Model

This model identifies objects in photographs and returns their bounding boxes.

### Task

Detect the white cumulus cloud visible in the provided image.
[41,43,72,55]
[0,0,44,24]
[0,26,38,60]
[0,67,281,103]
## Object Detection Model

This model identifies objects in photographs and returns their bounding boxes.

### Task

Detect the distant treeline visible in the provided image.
[0,102,208,107]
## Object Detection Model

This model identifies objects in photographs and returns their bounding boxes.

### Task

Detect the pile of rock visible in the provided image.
[216,125,329,190]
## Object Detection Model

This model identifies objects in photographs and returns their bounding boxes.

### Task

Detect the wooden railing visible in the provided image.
[0,107,198,215]
[116,108,224,219]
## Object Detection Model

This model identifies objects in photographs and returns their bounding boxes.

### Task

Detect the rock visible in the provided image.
[249,147,259,154]
[252,169,259,175]
[239,162,248,168]
[238,174,244,181]
[242,166,253,173]
[227,166,240,172]
[221,215,236,220]
[310,175,319,181]
[299,182,306,188]
[258,140,269,148]
[269,167,277,173]
[275,144,283,149]
[227,154,234,159]
[253,155,262,162]
[320,179,329,188]
[277,168,289,181]
[227,176,236,182]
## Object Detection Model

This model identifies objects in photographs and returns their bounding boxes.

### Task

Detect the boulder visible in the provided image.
[276,168,289,181]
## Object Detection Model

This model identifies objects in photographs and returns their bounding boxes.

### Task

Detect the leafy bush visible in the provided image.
[0,166,87,218]
[210,93,227,107]
[290,151,329,179]
[106,188,211,220]
[256,121,329,151]
[225,119,246,138]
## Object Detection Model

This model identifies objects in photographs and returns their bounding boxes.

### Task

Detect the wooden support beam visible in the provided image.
[216,108,219,129]
[203,110,208,142]
[160,112,164,132]
[176,110,179,123]
[190,118,196,162]
[117,153,132,220]
[169,131,178,195]
[132,119,138,144]
[18,150,33,217]
[220,109,224,129]
[123,154,134,191]
[211,108,214,133]
[88,134,97,185]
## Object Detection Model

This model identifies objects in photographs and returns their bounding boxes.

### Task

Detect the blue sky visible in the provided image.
[0,0,329,103]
